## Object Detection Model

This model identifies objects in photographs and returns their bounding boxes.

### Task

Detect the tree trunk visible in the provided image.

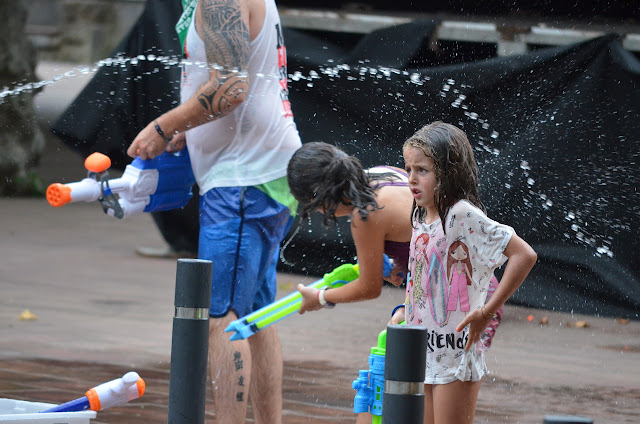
[0,1,46,196]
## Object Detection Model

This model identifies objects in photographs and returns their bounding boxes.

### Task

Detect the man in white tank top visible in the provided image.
[126,1,301,423]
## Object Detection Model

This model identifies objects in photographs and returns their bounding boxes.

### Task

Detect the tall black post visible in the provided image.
[168,259,213,424]
[382,324,427,424]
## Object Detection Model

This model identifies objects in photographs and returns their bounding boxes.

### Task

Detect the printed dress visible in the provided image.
[405,200,513,384]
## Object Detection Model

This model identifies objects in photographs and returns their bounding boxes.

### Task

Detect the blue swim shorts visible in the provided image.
[199,186,294,318]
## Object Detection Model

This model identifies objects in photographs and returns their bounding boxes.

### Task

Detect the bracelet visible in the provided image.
[317,287,335,309]
[391,304,405,318]
[481,306,496,320]
[154,120,176,147]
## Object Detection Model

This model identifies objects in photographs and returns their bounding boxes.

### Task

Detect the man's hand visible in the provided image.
[127,121,183,160]
[165,132,187,153]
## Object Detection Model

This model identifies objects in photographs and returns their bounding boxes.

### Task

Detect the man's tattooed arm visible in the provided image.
[197,0,250,117]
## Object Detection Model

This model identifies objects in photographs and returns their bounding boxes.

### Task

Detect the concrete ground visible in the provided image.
[0,61,637,423]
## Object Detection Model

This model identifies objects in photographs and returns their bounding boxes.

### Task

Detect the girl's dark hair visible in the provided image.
[403,121,485,230]
[287,142,397,224]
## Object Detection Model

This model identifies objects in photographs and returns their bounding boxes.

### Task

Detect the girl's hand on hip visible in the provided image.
[456,308,489,351]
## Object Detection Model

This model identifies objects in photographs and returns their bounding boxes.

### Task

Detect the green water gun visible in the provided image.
[225,255,393,341]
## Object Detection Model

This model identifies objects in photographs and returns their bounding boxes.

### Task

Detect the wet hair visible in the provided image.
[403,121,485,231]
[287,142,398,224]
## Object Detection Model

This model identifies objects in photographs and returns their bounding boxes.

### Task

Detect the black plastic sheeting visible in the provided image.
[51,0,640,319]
[275,1,640,21]
[281,24,640,320]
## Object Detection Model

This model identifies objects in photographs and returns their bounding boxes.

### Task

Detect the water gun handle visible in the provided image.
[40,372,145,413]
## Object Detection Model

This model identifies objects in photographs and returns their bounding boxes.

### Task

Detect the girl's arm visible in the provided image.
[456,233,537,350]
[297,213,387,313]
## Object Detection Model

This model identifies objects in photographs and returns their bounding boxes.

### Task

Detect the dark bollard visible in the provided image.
[544,416,593,424]
[382,324,428,424]
[168,259,213,424]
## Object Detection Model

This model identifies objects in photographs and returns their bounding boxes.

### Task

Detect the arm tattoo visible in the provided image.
[197,76,248,116]
[197,0,250,116]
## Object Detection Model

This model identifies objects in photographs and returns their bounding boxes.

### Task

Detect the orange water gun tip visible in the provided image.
[137,378,146,397]
[46,183,72,207]
[84,152,111,173]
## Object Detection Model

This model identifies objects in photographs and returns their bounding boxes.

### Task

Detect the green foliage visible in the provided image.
[1,171,46,197]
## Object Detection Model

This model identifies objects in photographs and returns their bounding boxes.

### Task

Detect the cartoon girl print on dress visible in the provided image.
[446,240,473,312]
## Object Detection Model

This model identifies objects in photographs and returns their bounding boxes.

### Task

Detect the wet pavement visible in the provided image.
[0,62,638,423]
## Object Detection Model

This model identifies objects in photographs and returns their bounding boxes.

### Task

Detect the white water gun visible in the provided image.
[40,371,145,413]
[46,149,194,219]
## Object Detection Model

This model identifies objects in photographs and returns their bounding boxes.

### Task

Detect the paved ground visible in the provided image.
[0,61,638,423]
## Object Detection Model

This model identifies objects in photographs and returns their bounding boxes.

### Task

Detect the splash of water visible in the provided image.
[2,53,620,259]
[287,61,621,259]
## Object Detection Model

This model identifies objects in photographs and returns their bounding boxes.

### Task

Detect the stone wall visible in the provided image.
[25,0,145,63]
[0,1,46,194]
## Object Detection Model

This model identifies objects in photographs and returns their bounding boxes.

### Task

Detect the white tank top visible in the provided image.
[180,0,301,193]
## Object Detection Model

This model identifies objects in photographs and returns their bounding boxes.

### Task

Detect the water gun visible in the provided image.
[353,327,387,423]
[46,150,195,219]
[40,371,145,413]
[225,255,394,341]
[352,320,405,423]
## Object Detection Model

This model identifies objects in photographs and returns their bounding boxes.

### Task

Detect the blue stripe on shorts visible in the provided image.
[199,186,294,318]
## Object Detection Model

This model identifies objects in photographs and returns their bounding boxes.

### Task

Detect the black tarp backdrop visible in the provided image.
[281,25,640,320]
[276,0,640,22]
[51,1,640,319]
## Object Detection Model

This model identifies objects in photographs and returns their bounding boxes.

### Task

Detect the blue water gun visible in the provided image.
[225,255,394,341]
[46,150,195,219]
[353,318,408,423]
[353,327,387,423]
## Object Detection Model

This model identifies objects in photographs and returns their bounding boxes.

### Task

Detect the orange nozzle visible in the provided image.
[84,152,111,173]
[46,183,72,207]
[85,388,101,411]
[136,378,146,397]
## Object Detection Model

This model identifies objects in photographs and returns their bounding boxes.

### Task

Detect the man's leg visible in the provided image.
[209,312,252,424]
[248,325,283,424]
